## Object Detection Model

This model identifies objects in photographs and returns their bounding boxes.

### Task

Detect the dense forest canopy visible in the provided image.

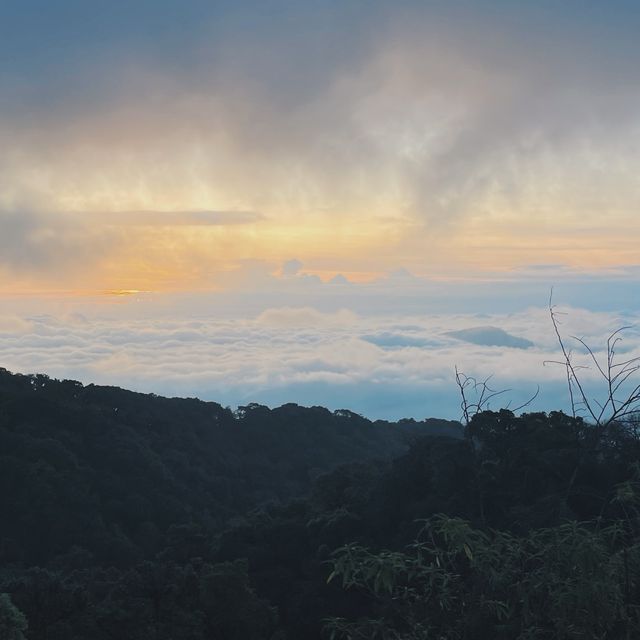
[2,368,640,639]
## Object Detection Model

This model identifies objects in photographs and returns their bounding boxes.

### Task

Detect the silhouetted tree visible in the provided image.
[0,593,27,640]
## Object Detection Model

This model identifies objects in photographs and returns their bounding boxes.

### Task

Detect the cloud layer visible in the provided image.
[2,1,640,288]
[2,2,639,416]
[1,302,638,421]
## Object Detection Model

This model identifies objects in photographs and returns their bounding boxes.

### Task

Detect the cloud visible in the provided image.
[445,326,535,349]
[0,205,118,274]
[0,301,637,421]
[0,315,32,333]
[2,3,639,421]
[213,264,640,317]
[362,332,442,350]
[106,210,264,226]
[281,259,304,277]
[256,307,358,328]
[1,2,640,291]
[2,1,640,253]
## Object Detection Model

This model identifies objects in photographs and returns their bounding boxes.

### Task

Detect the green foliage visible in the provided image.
[0,593,27,640]
[326,515,640,640]
[0,367,457,639]
[321,408,640,640]
[6,366,640,639]
[0,367,455,568]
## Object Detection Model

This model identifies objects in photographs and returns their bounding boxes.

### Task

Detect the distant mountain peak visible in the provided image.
[445,325,534,349]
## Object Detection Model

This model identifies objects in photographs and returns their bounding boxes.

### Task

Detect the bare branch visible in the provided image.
[512,385,540,413]
[548,291,640,431]
[455,365,532,426]
[548,289,597,423]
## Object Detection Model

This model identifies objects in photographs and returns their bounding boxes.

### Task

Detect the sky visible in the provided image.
[1,1,640,419]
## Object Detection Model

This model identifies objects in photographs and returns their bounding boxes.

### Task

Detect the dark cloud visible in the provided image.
[2,0,640,260]
[362,332,442,349]
[0,207,116,272]
[446,326,534,349]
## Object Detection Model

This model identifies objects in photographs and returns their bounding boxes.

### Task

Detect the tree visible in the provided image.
[455,367,539,427]
[326,514,640,640]
[547,292,640,431]
[0,593,28,640]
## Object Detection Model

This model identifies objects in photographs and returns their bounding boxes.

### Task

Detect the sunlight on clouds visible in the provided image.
[1,2,640,292]
[0,304,636,420]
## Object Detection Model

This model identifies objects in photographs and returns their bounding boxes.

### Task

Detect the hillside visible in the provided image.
[4,368,640,639]
[0,367,460,569]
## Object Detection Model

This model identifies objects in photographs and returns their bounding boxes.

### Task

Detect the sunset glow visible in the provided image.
[2,0,640,417]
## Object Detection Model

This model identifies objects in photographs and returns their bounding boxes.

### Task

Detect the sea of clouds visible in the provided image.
[1,302,638,421]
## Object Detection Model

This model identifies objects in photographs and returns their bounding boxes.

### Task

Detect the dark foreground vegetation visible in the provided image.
[2,368,640,638]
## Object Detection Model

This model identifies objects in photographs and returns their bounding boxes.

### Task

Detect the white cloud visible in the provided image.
[0,315,33,333]
[1,302,638,421]
[256,307,358,328]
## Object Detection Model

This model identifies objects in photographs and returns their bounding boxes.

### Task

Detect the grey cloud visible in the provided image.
[445,326,535,349]
[255,307,357,328]
[362,332,443,350]
[4,2,640,230]
[282,259,304,277]
[105,210,264,226]
[0,207,117,272]
[328,274,350,285]
[0,303,635,420]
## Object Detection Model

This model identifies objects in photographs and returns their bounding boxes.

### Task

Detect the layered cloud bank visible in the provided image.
[2,1,639,417]
[2,1,640,290]
[1,300,638,420]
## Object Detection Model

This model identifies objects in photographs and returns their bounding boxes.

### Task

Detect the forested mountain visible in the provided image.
[215,411,640,639]
[0,367,459,639]
[0,368,458,567]
[3,368,640,639]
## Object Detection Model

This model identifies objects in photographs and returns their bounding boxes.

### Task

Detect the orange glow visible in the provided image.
[1,209,638,296]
